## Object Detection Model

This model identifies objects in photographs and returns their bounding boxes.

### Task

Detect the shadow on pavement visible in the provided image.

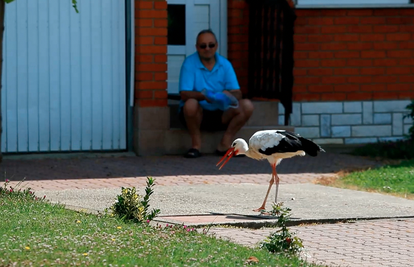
[0,150,383,182]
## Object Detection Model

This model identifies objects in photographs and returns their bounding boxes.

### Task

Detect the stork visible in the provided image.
[216,130,325,212]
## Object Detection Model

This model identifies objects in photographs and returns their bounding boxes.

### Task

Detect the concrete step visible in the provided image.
[245,101,281,126]
[169,100,282,128]
[165,125,295,155]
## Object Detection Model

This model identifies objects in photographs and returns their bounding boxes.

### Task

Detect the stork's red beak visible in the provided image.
[216,147,236,170]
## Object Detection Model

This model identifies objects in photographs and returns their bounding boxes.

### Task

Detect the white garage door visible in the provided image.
[1,0,126,153]
[167,0,227,95]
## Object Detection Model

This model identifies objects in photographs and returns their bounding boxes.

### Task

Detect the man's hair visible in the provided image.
[196,29,218,44]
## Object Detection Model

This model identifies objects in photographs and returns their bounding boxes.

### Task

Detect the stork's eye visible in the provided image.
[232,143,236,147]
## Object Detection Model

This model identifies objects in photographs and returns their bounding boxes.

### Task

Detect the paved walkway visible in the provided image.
[209,218,414,267]
[3,150,380,190]
[2,149,413,267]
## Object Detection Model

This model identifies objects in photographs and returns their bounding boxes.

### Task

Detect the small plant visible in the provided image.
[107,177,160,223]
[403,100,414,140]
[0,178,45,201]
[260,202,304,256]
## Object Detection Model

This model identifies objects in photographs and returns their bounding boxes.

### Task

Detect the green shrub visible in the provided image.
[107,177,160,223]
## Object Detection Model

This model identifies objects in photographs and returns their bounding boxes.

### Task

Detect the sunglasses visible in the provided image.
[199,43,216,49]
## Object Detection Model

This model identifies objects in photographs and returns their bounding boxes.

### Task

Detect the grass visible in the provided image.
[0,187,319,266]
[318,139,414,199]
[320,159,414,199]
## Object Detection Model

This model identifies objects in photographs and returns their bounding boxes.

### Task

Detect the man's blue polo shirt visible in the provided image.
[178,52,240,111]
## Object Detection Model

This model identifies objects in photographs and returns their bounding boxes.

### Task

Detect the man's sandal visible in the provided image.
[215,149,226,156]
[184,148,202,158]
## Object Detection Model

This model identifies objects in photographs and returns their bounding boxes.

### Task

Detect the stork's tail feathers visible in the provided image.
[300,137,325,157]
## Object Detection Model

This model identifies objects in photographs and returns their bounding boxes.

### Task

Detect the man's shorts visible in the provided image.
[179,109,229,132]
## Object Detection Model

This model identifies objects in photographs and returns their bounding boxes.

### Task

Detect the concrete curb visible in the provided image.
[57,200,414,230]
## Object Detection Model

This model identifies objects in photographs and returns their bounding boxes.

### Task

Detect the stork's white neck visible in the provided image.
[244,149,263,161]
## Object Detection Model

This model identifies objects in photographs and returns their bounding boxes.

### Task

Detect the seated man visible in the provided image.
[178,29,254,158]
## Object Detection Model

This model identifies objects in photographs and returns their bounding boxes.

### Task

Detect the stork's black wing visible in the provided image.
[259,130,324,157]
[258,131,303,155]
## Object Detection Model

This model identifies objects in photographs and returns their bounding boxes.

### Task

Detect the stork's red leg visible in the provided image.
[274,165,280,204]
[253,164,276,212]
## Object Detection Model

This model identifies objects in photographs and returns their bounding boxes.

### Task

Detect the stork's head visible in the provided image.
[216,138,248,170]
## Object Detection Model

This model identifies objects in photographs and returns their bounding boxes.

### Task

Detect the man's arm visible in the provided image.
[223,61,242,100]
[179,58,212,102]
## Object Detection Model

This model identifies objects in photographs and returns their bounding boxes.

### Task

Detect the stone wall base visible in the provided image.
[278,100,413,145]
[133,106,170,156]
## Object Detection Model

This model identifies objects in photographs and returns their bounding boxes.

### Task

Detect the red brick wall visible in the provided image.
[294,8,414,102]
[134,0,168,107]
[227,0,250,96]
[134,2,414,106]
[228,3,414,102]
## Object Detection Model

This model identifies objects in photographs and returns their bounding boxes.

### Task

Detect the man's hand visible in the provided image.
[201,89,217,103]
[226,90,242,100]
[213,92,239,110]
[202,90,234,108]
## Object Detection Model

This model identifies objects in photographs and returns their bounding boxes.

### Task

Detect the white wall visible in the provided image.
[2,0,127,153]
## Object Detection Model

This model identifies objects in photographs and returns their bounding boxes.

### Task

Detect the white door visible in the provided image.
[2,0,126,153]
[167,0,227,95]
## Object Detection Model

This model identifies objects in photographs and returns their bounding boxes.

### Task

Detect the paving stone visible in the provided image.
[332,126,351,138]
[344,102,362,113]
[321,114,331,137]
[302,102,343,114]
[393,113,404,136]
[302,114,320,126]
[332,114,362,125]
[373,113,392,124]
[363,102,373,124]
[374,100,411,113]
[352,125,391,137]
[209,218,414,267]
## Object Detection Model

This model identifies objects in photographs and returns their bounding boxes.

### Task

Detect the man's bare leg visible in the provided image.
[182,99,203,150]
[218,99,254,151]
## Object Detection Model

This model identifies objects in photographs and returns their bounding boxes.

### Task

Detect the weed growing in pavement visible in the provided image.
[260,202,304,256]
[106,176,160,223]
